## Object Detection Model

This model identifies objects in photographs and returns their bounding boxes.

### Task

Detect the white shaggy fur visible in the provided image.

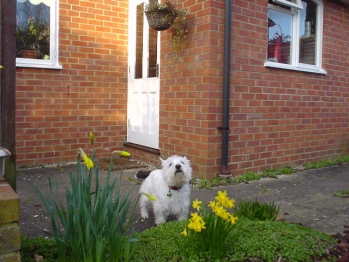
[139,155,192,225]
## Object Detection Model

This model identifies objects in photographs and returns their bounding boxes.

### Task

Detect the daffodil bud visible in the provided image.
[112,150,131,157]
[140,192,157,201]
[89,132,94,147]
[79,148,94,170]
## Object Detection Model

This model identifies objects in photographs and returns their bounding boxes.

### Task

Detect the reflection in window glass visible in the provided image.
[148,0,158,78]
[16,0,50,59]
[135,3,144,79]
[148,28,157,78]
[267,9,292,64]
[299,0,317,65]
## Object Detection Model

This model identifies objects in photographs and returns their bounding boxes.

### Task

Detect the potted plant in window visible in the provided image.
[16,17,50,59]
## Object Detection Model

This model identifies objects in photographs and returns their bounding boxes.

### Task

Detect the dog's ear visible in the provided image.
[160,158,165,166]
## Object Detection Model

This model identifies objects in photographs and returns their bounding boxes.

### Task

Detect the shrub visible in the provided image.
[177,191,239,260]
[21,236,57,262]
[234,199,280,221]
[37,149,140,262]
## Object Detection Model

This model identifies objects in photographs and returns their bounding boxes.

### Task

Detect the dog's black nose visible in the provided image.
[175,164,181,170]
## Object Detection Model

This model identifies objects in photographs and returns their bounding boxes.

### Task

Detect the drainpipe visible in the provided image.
[218,0,232,177]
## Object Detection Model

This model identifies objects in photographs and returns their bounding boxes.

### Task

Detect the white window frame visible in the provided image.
[272,0,303,10]
[16,0,62,69]
[265,0,326,74]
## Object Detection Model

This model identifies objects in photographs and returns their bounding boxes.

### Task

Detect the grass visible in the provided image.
[333,189,349,198]
[21,219,337,261]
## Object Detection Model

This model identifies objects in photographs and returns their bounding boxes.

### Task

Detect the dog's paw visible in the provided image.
[155,217,166,225]
[141,214,149,220]
[177,214,187,221]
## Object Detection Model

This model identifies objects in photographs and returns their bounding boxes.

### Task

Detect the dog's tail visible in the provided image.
[135,169,152,181]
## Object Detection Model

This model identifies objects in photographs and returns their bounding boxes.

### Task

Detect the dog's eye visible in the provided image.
[169,163,172,167]
[181,161,184,165]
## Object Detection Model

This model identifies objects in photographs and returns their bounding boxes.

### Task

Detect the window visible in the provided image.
[265,0,326,74]
[16,0,61,69]
[272,0,303,10]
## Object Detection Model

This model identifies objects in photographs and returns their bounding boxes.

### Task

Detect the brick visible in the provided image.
[0,223,21,254]
[0,181,19,223]
[0,252,21,262]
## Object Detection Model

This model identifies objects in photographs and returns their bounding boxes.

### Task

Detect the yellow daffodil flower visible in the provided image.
[188,218,206,232]
[215,190,229,205]
[228,215,238,225]
[79,148,94,170]
[188,213,206,232]
[89,132,94,146]
[224,198,235,209]
[140,192,157,201]
[192,199,202,210]
[212,205,225,217]
[190,213,202,222]
[208,200,216,210]
[181,228,188,237]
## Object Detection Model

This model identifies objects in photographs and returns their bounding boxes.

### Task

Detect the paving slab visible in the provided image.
[15,162,349,237]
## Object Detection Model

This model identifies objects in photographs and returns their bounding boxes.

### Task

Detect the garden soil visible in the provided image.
[16,160,349,238]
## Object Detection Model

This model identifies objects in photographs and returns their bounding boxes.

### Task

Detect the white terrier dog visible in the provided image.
[139,155,192,225]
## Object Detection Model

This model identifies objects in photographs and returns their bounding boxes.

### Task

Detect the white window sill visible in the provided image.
[264,61,327,75]
[16,60,63,70]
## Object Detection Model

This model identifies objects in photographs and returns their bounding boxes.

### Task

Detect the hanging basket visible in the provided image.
[145,9,178,31]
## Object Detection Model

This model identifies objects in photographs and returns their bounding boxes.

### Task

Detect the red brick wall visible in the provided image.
[159,0,225,176]
[158,0,349,177]
[15,0,349,179]
[16,0,129,166]
[226,0,349,176]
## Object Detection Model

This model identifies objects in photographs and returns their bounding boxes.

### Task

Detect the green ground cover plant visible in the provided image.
[20,219,338,261]
[21,202,337,262]
[21,236,57,262]
[132,219,336,261]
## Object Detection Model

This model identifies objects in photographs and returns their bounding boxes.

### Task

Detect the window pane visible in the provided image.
[16,1,50,59]
[148,28,157,78]
[267,9,292,64]
[299,0,317,65]
[135,3,144,79]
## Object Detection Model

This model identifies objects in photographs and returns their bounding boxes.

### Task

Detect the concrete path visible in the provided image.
[16,162,349,237]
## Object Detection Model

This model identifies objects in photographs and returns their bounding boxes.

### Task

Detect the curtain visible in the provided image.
[17,0,50,7]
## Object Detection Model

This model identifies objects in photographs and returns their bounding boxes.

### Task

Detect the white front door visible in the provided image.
[127,0,160,149]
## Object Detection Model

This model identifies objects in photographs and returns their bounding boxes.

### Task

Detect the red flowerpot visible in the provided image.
[18,50,38,59]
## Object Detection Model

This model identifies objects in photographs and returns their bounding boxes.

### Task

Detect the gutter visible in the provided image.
[218,0,232,177]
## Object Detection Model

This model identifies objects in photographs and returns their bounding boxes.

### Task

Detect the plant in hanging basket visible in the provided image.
[144,1,189,65]
[144,0,179,31]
